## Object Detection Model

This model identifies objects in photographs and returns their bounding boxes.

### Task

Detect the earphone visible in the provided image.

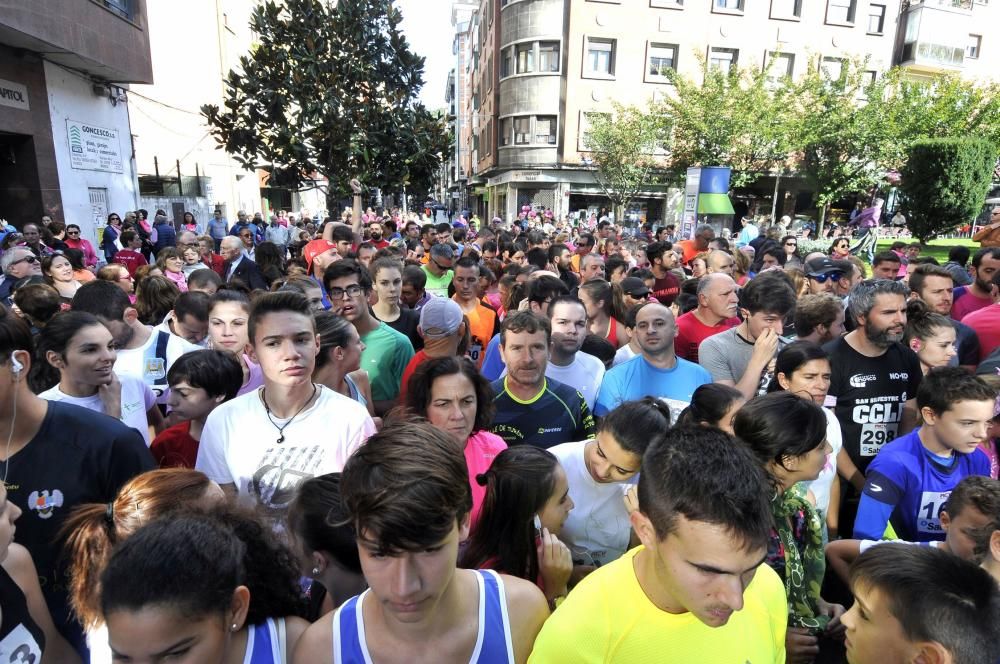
[10,352,23,376]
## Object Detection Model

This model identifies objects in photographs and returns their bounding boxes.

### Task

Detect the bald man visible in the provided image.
[706,250,735,276]
[595,302,711,415]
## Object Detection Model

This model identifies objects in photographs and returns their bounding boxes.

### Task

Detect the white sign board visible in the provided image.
[682,167,701,240]
[67,120,124,173]
[0,78,29,111]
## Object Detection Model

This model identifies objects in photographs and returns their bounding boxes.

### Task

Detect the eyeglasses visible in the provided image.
[10,255,38,266]
[808,272,842,283]
[784,242,796,247]
[328,284,364,300]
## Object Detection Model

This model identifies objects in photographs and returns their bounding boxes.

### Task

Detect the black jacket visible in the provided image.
[225,256,268,291]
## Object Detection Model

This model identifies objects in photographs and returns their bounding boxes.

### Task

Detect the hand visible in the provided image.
[751,328,780,366]
[349,178,363,195]
[623,486,639,515]
[819,599,847,638]
[98,372,123,419]
[785,627,819,664]
[537,528,572,603]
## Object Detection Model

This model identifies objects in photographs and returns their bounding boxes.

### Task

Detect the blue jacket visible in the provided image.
[152,221,176,255]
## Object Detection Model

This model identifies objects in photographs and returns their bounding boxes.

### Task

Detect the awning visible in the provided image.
[698,193,735,215]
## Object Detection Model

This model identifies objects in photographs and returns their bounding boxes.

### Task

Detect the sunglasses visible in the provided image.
[67,231,80,236]
[784,242,796,247]
[11,255,38,266]
[808,272,842,283]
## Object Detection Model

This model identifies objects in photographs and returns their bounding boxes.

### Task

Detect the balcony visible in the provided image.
[897,1,972,73]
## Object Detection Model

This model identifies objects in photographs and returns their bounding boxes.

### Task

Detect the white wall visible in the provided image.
[44,61,139,249]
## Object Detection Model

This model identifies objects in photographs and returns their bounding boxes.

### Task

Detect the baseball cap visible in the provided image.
[419,297,464,339]
[302,239,337,273]
[805,256,852,277]
[620,277,650,298]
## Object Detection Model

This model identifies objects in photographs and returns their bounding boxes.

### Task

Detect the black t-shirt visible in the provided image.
[0,564,44,662]
[3,401,155,652]
[824,336,922,474]
[382,306,423,351]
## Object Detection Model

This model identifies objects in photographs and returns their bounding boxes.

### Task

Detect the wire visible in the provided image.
[2,378,17,485]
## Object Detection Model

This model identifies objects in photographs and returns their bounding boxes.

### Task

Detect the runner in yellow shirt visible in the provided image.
[529,425,787,663]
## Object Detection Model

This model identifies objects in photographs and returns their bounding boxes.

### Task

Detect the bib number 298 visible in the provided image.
[860,422,897,457]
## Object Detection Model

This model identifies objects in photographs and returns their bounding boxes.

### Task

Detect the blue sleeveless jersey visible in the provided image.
[246,618,285,664]
[332,569,515,664]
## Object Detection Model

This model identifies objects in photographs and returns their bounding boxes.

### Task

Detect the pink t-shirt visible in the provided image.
[962,304,1000,361]
[952,287,991,321]
[465,430,507,528]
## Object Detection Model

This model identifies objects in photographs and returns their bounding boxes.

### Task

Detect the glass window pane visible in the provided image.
[649,44,677,77]
[535,116,557,144]
[514,117,531,145]
[516,43,535,74]
[539,42,560,73]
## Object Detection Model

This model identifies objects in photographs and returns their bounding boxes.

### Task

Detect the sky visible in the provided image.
[395,0,454,110]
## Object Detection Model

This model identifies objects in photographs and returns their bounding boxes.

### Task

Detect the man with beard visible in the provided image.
[490,311,594,448]
[595,303,711,416]
[646,241,679,307]
[824,279,921,532]
[550,243,579,292]
[546,296,605,410]
[951,247,1000,320]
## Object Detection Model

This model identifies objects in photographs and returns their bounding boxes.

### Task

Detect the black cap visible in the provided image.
[620,276,650,298]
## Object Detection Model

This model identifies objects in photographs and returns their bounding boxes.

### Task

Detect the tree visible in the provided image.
[201,0,450,209]
[586,105,665,225]
[793,58,896,235]
[899,138,997,244]
[658,57,798,189]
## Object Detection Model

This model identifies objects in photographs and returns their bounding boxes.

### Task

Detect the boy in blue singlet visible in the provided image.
[292,421,549,664]
[854,367,994,542]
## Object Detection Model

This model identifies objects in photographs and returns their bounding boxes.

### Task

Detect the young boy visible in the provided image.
[842,544,1000,664]
[529,425,787,663]
[150,349,244,468]
[853,367,993,542]
[293,421,549,663]
[827,475,1000,583]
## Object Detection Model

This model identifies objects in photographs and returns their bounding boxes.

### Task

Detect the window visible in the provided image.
[821,56,846,82]
[862,70,877,86]
[535,116,557,145]
[499,118,512,147]
[501,47,513,78]
[826,0,856,24]
[516,43,535,74]
[647,43,678,80]
[103,0,134,20]
[766,51,795,82]
[514,117,531,145]
[586,37,616,77]
[538,42,560,73]
[709,47,739,74]
[771,0,802,18]
[650,0,684,6]
[714,0,744,10]
[867,4,886,34]
[968,34,982,59]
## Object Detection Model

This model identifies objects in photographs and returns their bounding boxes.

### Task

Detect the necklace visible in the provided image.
[261,383,318,444]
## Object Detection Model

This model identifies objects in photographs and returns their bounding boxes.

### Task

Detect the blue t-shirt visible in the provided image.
[854,428,991,542]
[593,355,711,417]
[481,333,505,382]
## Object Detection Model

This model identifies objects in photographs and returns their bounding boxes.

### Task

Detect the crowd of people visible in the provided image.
[2,197,1000,664]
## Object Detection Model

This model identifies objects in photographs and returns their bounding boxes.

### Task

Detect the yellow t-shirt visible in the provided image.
[528,546,787,664]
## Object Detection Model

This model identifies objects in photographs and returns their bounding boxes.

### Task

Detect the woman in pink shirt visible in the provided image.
[63,224,99,268]
[404,355,507,529]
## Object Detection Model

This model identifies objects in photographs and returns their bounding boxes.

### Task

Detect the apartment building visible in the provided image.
[0,0,152,244]
[445,2,478,213]
[455,0,997,223]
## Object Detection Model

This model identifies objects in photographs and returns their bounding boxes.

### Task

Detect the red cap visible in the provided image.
[303,239,337,273]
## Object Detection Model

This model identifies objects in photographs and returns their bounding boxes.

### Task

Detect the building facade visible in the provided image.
[0,0,152,247]
[455,0,997,224]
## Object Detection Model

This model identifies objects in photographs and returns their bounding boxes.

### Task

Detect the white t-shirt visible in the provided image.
[39,375,156,445]
[113,326,201,404]
[804,407,844,518]
[545,352,605,410]
[549,440,635,567]
[612,344,638,367]
[195,385,376,519]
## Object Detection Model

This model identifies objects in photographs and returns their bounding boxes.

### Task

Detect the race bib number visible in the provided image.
[859,422,898,457]
[917,490,950,535]
[467,344,483,363]
[0,624,42,664]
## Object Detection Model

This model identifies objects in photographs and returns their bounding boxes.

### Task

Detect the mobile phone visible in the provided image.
[533,514,542,538]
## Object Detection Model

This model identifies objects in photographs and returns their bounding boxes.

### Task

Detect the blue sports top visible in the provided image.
[245,618,287,664]
[854,429,991,542]
[332,569,515,664]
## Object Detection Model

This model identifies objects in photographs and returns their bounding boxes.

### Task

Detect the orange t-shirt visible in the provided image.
[676,239,700,265]
[456,299,498,368]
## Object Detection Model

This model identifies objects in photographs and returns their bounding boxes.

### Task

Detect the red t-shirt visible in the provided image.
[113,250,148,277]
[150,421,199,469]
[674,311,739,363]
[651,272,680,306]
[952,287,992,321]
[962,304,1000,361]
[398,349,429,403]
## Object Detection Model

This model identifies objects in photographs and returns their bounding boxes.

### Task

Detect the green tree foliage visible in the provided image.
[201,0,450,208]
[586,105,665,225]
[899,138,997,243]
[659,57,798,189]
[792,58,897,234]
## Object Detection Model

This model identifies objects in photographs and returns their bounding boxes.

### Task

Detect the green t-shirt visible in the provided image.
[360,322,414,402]
[422,265,453,298]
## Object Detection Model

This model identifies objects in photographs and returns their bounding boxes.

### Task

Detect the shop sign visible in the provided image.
[0,78,29,111]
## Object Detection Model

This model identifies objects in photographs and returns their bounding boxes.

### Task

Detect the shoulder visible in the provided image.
[1,543,37,591]
[577,352,605,373]
[746,563,786,608]
[290,613,333,664]
[677,357,712,378]
[548,379,585,404]
[497,573,549,659]
[280,616,311,658]
[469,430,508,453]
[317,386,370,420]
